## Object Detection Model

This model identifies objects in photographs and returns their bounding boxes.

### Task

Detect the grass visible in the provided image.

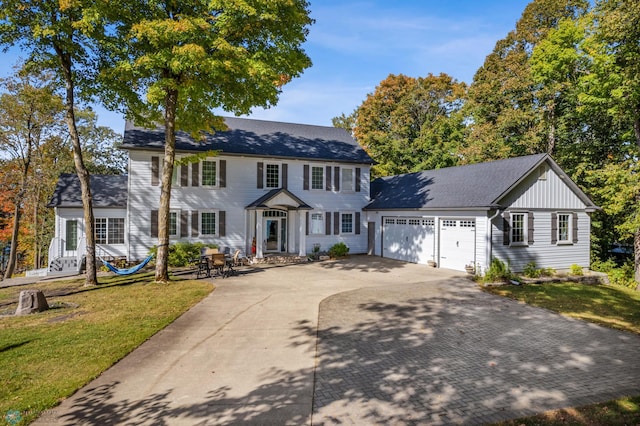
[483,281,640,425]
[0,272,213,425]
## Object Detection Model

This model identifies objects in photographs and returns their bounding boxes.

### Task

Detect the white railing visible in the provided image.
[48,237,65,268]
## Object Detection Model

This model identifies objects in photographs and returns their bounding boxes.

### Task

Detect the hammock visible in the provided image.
[101,254,154,276]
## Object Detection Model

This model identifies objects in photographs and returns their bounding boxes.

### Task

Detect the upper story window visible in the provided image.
[341,168,354,192]
[311,166,324,190]
[201,160,217,186]
[265,163,280,188]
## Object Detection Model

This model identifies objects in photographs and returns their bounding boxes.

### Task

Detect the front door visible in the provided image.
[265,219,280,252]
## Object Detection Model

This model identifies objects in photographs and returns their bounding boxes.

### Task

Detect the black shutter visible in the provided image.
[219,160,226,188]
[219,211,226,237]
[334,212,340,235]
[502,211,510,245]
[257,162,264,189]
[527,212,534,245]
[355,212,361,235]
[572,213,578,243]
[151,157,159,186]
[282,163,288,189]
[325,212,331,235]
[326,166,332,191]
[180,211,188,238]
[151,210,158,237]
[355,167,361,192]
[305,212,309,236]
[191,211,199,237]
[551,213,558,244]
[303,165,309,190]
[192,162,199,187]
[334,166,340,192]
[180,164,188,186]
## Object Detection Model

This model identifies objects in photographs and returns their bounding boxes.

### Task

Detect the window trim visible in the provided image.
[310,165,325,190]
[264,162,281,189]
[556,212,573,245]
[200,210,218,237]
[510,212,528,246]
[309,211,325,235]
[340,212,355,235]
[341,167,355,192]
[200,158,218,188]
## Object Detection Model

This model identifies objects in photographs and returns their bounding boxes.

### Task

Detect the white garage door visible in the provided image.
[383,217,435,264]
[439,219,476,272]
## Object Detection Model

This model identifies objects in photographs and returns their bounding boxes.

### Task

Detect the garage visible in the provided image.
[439,219,476,271]
[382,217,435,263]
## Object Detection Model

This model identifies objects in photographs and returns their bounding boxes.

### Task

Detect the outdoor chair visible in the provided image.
[210,253,226,277]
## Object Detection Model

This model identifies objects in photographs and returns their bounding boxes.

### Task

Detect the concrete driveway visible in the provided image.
[36,256,640,425]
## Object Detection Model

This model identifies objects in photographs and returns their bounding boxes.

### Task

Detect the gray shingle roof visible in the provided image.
[122,117,373,164]
[47,174,128,208]
[365,154,594,210]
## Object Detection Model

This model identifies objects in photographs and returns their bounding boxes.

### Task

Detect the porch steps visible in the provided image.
[253,254,309,265]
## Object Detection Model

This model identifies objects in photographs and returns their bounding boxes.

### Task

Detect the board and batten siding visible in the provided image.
[127,150,370,259]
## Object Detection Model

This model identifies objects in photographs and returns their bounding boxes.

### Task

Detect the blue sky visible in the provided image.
[0,0,531,135]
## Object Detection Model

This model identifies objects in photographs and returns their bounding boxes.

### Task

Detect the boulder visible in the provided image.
[15,289,49,315]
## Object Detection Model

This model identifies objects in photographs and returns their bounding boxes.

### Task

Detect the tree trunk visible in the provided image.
[3,201,22,279]
[155,86,178,283]
[55,47,97,286]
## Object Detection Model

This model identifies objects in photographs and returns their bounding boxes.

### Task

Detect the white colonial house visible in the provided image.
[45,117,598,276]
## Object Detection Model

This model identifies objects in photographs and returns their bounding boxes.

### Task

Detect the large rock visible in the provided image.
[15,289,49,315]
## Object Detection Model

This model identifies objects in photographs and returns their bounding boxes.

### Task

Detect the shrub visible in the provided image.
[592,259,636,289]
[484,257,512,283]
[328,242,349,258]
[570,264,584,276]
[523,262,540,278]
[149,242,210,267]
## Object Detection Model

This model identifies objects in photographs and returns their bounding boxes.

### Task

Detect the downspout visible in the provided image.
[486,208,503,275]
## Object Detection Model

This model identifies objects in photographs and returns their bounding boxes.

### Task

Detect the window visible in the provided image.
[201,211,217,236]
[341,213,354,234]
[171,166,179,185]
[169,211,178,236]
[558,213,571,243]
[310,212,324,234]
[265,163,280,188]
[65,220,78,251]
[511,213,526,244]
[95,218,125,244]
[341,168,354,192]
[108,218,125,244]
[201,160,217,186]
[311,166,324,190]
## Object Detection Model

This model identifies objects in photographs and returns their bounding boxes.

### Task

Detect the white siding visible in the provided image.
[127,150,370,259]
[491,211,591,272]
[501,166,585,210]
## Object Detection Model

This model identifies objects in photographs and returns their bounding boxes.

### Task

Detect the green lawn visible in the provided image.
[0,272,212,425]
[484,281,640,425]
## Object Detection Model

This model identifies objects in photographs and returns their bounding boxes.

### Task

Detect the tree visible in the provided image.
[353,73,466,177]
[0,69,65,279]
[102,0,313,282]
[0,0,107,285]
[463,0,589,163]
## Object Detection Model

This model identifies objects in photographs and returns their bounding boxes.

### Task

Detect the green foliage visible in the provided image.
[149,242,209,267]
[328,242,349,258]
[592,259,637,289]
[484,257,513,283]
[523,262,541,278]
[570,264,584,275]
[352,73,466,177]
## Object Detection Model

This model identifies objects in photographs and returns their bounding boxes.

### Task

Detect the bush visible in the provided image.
[570,264,584,276]
[328,242,349,258]
[523,262,540,278]
[484,257,512,283]
[592,259,637,289]
[149,242,210,267]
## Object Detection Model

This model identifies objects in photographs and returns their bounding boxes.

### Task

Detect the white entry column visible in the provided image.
[255,209,264,259]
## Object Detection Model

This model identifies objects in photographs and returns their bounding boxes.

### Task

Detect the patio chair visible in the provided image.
[210,253,226,277]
